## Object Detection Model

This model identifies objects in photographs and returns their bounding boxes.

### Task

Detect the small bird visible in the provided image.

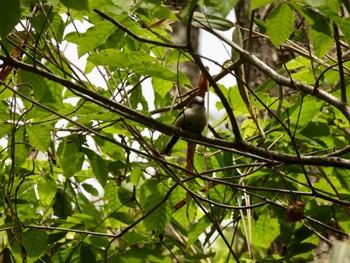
[162,96,207,155]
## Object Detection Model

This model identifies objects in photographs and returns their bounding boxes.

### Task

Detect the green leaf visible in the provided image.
[65,21,117,57]
[266,3,294,47]
[26,124,51,152]
[142,193,172,235]
[57,140,85,177]
[318,5,350,45]
[0,0,20,39]
[249,214,280,249]
[130,165,142,186]
[52,189,73,219]
[300,121,330,138]
[22,228,48,258]
[286,242,317,258]
[81,183,99,196]
[201,0,238,17]
[82,147,108,186]
[104,183,122,212]
[21,70,63,107]
[303,0,328,6]
[299,7,333,57]
[152,77,172,98]
[60,0,89,11]
[13,126,28,166]
[80,245,97,263]
[110,211,134,224]
[37,176,57,206]
[251,0,274,11]
[187,216,211,247]
[88,49,156,68]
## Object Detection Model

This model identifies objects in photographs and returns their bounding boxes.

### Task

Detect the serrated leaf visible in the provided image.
[26,124,51,152]
[143,193,172,235]
[266,3,294,47]
[65,21,116,57]
[22,228,48,258]
[88,49,156,68]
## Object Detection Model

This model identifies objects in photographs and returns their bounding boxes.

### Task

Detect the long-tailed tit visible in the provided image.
[162,96,207,155]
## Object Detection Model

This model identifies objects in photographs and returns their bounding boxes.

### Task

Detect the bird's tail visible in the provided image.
[162,136,179,155]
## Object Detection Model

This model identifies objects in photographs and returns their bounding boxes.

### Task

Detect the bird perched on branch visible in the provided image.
[162,96,207,155]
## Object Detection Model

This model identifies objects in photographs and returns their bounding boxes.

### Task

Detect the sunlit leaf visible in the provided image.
[266,3,294,47]
[26,124,51,152]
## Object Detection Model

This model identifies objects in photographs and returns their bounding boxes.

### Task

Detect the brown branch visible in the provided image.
[2,55,350,169]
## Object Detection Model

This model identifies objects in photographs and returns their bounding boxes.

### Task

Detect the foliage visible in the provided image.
[0,0,350,262]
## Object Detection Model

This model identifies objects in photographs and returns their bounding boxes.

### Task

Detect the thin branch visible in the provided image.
[93,9,187,50]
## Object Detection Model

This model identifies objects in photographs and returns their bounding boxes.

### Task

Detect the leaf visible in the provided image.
[286,242,317,258]
[191,11,234,31]
[110,211,134,224]
[0,0,20,39]
[57,140,85,177]
[104,182,122,212]
[318,5,350,45]
[299,7,333,57]
[81,183,99,196]
[249,214,280,249]
[37,176,57,206]
[80,245,97,263]
[266,3,294,47]
[26,124,51,152]
[52,189,73,219]
[201,0,238,17]
[130,166,142,186]
[61,0,89,11]
[65,21,117,57]
[142,193,172,235]
[300,121,330,138]
[21,70,63,107]
[13,126,28,166]
[187,216,211,247]
[251,0,275,11]
[152,77,173,98]
[22,228,48,258]
[88,49,155,68]
[82,147,108,186]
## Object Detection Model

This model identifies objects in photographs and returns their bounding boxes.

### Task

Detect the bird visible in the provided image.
[162,96,207,155]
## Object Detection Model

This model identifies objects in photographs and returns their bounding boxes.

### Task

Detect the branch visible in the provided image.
[2,56,350,169]
[201,28,350,123]
[93,9,187,50]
